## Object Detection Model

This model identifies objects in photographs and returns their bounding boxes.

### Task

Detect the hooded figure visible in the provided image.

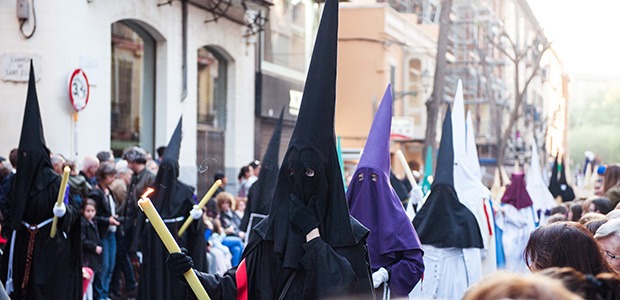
[347,85,424,297]
[548,156,561,200]
[239,109,284,233]
[526,142,556,226]
[0,61,82,299]
[450,81,493,281]
[557,157,575,202]
[134,117,208,300]
[463,110,497,276]
[166,1,374,299]
[410,107,483,299]
[465,112,482,180]
[499,172,535,273]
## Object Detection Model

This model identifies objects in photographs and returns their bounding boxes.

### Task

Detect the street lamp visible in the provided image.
[243,0,268,38]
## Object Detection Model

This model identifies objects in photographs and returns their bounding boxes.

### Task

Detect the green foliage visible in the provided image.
[569,84,620,165]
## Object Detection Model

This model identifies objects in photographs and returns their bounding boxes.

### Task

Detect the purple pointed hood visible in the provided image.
[357,85,392,172]
[348,85,422,259]
[347,86,423,295]
[501,172,533,210]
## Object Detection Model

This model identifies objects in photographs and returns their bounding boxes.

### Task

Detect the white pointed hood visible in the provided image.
[525,142,557,224]
[451,80,496,277]
[452,81,493,239]
[465,112,482,180]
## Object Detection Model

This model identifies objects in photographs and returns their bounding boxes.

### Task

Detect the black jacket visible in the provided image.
[81,217,102,273]
[89,187,117,236]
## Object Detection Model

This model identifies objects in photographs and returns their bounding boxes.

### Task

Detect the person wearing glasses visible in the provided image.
[595,218,620,272]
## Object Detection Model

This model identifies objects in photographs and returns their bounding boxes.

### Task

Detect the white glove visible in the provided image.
[372,267,389,288]
[410,186,423,205]
[53,203,67,218]
[190,205,203,220]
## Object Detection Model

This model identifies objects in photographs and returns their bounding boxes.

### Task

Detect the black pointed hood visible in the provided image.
[412,107,483,249]
[162,118,182,165]
[240,109,284,232]
[7,61,58,232]
[548,156,561,198]
[557,156,575,202]
[255,0,367,269]
[151,117,194,216]
[433,107,454,188]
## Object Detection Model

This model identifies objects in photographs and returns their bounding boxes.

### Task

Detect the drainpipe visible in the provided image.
[181,0,188,100]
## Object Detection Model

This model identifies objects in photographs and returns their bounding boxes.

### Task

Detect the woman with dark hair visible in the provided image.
[236,165,252,198]
[569,202,583,222]
[603,165,620,207]
[89,162,121,299]
[587,197,614,215]
[524,221,616,275]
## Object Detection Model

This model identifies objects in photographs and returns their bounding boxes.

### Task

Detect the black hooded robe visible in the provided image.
[187,217,372,300]
[0,61,82,300]
[0,169,82,300]
[179,0,375,297]
[134,118,209,300]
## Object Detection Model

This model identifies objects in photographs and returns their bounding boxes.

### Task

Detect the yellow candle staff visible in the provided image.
[177,179,222,237]
[50,166,71,238]
[137,188,211,300]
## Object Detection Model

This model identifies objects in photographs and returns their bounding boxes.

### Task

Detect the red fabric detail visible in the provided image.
[82,267,94,296]
[236,259,248,300]
[420,273,424,291]
[482,200,492,236]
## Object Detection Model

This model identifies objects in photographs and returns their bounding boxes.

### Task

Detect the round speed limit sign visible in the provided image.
[68,69,90,111]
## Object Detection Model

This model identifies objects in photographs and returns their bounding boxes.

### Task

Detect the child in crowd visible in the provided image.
[81,199,102,300]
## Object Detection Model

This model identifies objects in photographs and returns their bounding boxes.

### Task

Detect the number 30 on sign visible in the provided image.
[69,69,90,112]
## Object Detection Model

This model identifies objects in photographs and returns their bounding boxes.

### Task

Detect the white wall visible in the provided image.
[0,0,256,190]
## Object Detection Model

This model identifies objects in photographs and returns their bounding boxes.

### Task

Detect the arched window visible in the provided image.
[111,21,156,156]
[196,46,228,195]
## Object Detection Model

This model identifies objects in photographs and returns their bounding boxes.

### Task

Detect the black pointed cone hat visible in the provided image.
[152,117,193,214]
[262,109,284,173]
[433,106,454,188]
[288,0,338,149]
[412,106,483,249]
[8,61,56,232]
[162,117,182,163]
[549,156,560,198]
[240,109,284,232]
[257,0,365,269]
[558,156,575,202]
[20,61,48,155]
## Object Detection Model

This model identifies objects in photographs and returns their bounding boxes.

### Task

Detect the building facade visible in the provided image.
[335,0,569,183]
[0,0,270,193]
[337,2,437,177]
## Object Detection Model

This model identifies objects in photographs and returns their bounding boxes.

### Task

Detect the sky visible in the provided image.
[529,0,620,77]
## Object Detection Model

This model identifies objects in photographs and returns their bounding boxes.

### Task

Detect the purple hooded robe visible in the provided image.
[347,85,424,296]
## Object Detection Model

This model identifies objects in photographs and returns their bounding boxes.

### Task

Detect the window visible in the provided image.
[196,47,227,196]
[111,21,156,156]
